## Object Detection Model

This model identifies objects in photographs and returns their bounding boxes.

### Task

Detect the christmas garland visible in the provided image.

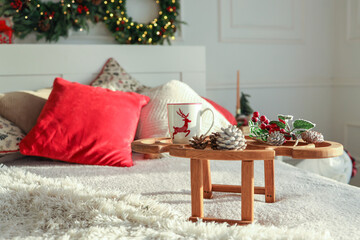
[0,0,182,44]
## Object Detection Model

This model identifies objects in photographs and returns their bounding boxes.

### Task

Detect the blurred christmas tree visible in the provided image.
[236,92,253,127]
[240,92,253,116]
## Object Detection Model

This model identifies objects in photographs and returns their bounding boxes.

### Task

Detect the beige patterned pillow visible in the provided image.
[91,58,150,93]
[0,116,25,155]
[0,89,52,133]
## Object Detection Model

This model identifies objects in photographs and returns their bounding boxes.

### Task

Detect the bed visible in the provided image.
[0,45,359,240]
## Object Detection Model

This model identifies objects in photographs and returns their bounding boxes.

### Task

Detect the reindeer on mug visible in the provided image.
[172,108,191,139]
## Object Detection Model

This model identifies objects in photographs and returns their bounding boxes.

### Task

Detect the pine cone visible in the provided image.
[209,132,220,150]
[94,15,100,23]
[189,135,208,149]
[301,131,324,143]
[267,131,285,146]
[38,20,50,32]
[216,125,247,150]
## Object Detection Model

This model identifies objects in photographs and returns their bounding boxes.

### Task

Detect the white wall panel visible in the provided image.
[331,85,360,149]
[231,0,292,29]
[219,0,305,43]
[345,123,360,160]
[347,0,360,40]
[333,0,360,154]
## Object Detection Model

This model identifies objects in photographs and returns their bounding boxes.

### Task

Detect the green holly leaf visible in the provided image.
[293,119,315,130]
[253,128,262,135]
[269,121,286,129]
[278,114,293,121]
[260,129,268,134]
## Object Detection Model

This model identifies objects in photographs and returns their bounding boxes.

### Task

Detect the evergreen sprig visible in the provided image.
[240,92,253,116]
[249,112,316,145]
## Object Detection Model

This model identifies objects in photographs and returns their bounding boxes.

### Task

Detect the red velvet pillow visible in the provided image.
[202,97,237,125]
[20,78,150,167]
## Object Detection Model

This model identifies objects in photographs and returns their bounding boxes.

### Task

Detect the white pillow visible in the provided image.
[136,80,230,139]
[296,152,353,184]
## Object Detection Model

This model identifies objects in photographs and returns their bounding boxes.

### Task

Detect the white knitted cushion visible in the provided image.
[136,80,230,139]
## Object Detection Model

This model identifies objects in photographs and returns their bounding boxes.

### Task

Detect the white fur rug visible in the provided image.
[2,154,360,239]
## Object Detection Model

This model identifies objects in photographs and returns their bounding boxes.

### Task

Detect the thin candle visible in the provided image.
[236,70,240,115]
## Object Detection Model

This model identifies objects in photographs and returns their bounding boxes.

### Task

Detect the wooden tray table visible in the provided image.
[131,137,343,225]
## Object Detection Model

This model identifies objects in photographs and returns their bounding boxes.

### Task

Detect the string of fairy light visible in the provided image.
[2,0,180,44]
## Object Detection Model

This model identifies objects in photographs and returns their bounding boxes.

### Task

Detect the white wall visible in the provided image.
[13,0,337,141]
[334,0,360,161]
[176,0,335,140]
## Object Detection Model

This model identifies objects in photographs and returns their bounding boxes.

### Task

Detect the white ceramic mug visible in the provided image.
[167,103,214,144]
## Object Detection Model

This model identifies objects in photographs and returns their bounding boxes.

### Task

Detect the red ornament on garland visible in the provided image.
[10,0,23,10]
[77,6,83,14]
[0,20,13,44]
[166,6,176,12]
[76,5,88,14]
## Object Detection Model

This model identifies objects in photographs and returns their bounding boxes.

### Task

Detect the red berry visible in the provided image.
[285,136,291,140]
[251,117,258,122]
[253,111,259,118]
[264,119,269,124]
[275,127,280,131]
[260,115,267,122]
[266,125,272,130]
[260,123,266,129]
[280,129,286,134]
[271,123,277,128]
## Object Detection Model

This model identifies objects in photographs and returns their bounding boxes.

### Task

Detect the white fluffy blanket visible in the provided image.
[2,154,360,240]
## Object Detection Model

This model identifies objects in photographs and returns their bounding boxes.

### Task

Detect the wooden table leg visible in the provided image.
[202,159,213,199]
[190,158,204,219]
[264,159,275,203]
[241,160,254,222]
